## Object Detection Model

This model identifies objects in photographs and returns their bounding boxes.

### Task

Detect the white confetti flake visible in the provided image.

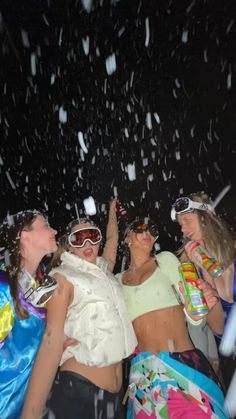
[127,163,136,181]
[5,171,16,189]
[82,36,90,56]
[81,0,93,13]
[21,30,30,48]
[105,53,116,75]
[83,196,96,215]
[51,73,56,85]
[59,106,67,124]
[146,112,152,130]
[145,17,150,47]
[227,71,232,90]
[78,131,88,154]
[212,185,231,209]
[182,30,188,43]
[30,53,37,76]
[175,151,181,160]
[153,113,160,124]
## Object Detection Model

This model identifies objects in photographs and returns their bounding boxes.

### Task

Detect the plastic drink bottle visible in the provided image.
[179,262,209,315]
[194,244,224,278]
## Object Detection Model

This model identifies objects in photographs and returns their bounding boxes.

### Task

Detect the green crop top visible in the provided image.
[116,251,183,321]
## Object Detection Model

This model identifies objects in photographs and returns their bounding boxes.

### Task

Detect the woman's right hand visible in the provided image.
[184,240,203,267]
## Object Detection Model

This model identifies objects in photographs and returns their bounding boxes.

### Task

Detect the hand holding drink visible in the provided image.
[179,263,209,315]
[184,241,224,278]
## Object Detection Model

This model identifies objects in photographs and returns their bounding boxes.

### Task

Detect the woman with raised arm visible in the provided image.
[0,210,58,419]
[171,191,236,388]
[22,199,137,419]
[116,218,227,419]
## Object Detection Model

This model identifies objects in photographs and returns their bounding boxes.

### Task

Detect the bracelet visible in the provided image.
[183,307,204,325]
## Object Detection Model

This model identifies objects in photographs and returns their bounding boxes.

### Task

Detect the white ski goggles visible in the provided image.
[171,197,214,221]
[68,227,102,248]
[24,274,58,307]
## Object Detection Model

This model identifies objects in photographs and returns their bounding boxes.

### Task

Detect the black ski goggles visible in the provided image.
[68,227,102,248]
[125,220,159,240]
[171,197,214,221]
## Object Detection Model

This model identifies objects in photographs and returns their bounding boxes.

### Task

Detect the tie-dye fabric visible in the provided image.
[127,350,228,419]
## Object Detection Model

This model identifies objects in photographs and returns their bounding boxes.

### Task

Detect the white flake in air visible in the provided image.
[127,163,136,181]
[83,196,97,215]
[5,171,16,189]
[145,18,150,47]
[105,53,116,75]
[146,112,152,130]
[153,113,160,124]
[182,30,188,43]
[21,30,30,48]
[227,71,232,90]
[82,36,90,56]
[175,151,181,160]
[31,53,37,76]
[51,74,56,85]
[81,0,93,13]
[78,131,88,154]
[59,107,67,124]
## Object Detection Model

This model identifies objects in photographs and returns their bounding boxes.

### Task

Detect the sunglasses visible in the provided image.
[68,227,102,248]
[171,197,214,221]
[127,221,159,239]
[24,274,58,307]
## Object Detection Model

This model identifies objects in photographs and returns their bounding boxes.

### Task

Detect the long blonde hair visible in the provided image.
[177,192,236,268]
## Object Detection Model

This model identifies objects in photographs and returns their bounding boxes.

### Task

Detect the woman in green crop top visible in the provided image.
[119,218,228,419]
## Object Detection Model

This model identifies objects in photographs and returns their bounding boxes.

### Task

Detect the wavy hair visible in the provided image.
[177,192,236,267]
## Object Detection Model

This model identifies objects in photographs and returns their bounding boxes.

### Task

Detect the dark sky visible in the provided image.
[0,0,235,257]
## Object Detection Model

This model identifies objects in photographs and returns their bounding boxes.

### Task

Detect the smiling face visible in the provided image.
[177,211,203,242]
[69,223,100,264]
[20,215,58,257]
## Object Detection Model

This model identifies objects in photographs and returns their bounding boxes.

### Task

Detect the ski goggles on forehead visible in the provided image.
[128,221,159,239]
[68,227,102,248]
[171,197,214,221]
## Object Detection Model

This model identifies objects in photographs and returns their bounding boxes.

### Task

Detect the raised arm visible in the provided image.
[102,198,118,272]
[21,274,72,419]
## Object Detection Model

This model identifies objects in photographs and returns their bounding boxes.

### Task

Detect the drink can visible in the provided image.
[178,262,209,315]
[194,245,224,278]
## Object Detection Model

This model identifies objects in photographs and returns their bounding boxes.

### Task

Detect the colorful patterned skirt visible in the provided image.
[127,349,228,419]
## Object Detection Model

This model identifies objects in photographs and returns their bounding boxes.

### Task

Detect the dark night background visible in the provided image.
[0,0,236,268]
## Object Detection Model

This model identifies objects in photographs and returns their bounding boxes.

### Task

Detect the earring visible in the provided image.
[128,242,132,247]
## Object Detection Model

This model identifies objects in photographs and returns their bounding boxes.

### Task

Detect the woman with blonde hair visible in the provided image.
[171,191,236,387]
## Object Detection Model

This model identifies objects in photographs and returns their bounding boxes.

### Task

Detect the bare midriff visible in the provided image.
[133,305,194,354]
[61,358,122,393]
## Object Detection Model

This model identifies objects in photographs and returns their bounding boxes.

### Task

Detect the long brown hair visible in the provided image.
[0,210,41,318]
[177,192,236,267]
